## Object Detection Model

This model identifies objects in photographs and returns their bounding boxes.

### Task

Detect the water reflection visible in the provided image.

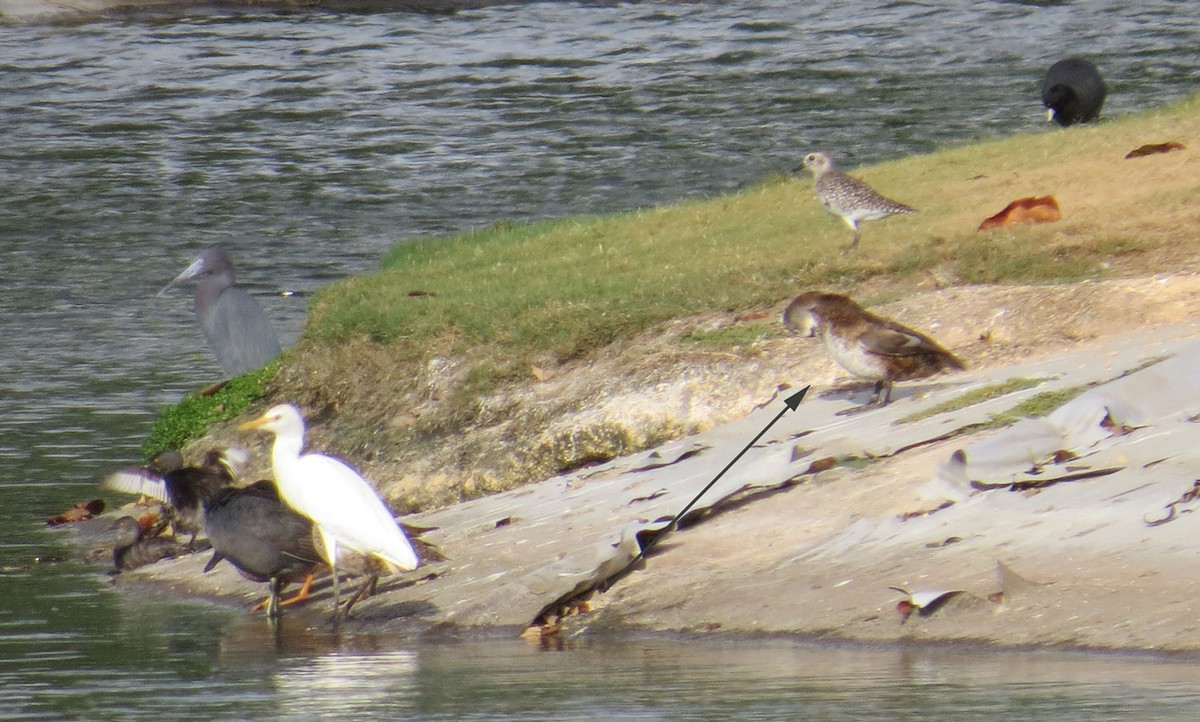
[3,0,1200,718]
[273,649,419,718]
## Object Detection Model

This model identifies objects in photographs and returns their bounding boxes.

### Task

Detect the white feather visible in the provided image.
[100,469,169,503]
[244,404,418,575]
[216,447,250,479]
[281,453,417,571]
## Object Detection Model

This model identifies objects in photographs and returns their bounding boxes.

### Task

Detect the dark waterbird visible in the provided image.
[203,480,322,619]
[102,448,245,547]
[1042,58,1107,127]
[160,247,282,377]
[112,516,187,572]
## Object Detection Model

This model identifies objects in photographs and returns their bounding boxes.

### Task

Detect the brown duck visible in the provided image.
[783,291,964,407]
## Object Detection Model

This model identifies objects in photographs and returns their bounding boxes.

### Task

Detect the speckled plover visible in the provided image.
[796,151,915,251]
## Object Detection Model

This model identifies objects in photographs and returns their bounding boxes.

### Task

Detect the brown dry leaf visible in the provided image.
[735,310,773,322]
[1124,141,1186,159]
[978,195,1062,231]
[45,499,105,526]
[136,511,163,536]
[1052,449,1078,464]
[804,456,838,474]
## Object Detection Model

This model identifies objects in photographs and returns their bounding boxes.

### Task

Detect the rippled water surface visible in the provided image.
[3,0,1200,718]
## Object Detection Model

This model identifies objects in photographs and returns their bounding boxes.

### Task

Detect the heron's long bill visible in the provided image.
[157,256,207,297]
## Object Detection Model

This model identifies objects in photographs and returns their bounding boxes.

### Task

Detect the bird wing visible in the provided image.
[200,287,282,376]
[288,453,418,572]
[101,468,169,503]
[216,447,250,479]
[857,322,946,358]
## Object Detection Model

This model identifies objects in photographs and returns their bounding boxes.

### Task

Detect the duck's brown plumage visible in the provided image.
[782,291,964,407]
[112,516,186,572]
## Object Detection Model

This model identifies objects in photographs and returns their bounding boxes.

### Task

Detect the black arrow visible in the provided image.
[601,385,809,592]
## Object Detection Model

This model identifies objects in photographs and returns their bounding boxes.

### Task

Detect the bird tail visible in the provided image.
[374,546,419,573]
[370,529,420,572]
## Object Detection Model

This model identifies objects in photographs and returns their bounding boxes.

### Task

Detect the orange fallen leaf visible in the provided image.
[46,499,105,526]
[978,195,1062,231]
[1125,141,1185,159]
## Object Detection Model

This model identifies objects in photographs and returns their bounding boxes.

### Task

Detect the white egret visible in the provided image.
[238,403,418,617]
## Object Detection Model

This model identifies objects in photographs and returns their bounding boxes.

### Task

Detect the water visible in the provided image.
[3,0,1200,717]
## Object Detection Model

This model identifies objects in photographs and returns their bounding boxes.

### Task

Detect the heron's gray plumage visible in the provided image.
[163,247,282,377]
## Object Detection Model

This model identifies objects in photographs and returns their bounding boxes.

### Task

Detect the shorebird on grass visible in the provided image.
[796,151,915,251]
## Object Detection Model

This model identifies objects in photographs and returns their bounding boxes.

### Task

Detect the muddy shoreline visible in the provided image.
[92,277,1200,654]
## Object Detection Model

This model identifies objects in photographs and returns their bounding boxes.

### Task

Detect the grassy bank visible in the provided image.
[166,93,1198,508]
[309,93,1197,389]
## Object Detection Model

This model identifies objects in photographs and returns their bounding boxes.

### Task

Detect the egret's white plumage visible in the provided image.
[239,403,417,615]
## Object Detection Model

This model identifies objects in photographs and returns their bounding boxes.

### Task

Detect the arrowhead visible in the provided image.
[783,386,810,411]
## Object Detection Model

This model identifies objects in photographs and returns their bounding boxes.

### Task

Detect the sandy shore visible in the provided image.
[110,277,1200,653]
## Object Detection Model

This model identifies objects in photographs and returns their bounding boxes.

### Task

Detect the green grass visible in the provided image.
[311,199,808,356]
[149,93,1200,489]
[952,383,1094,436]
[141,363,277,457]
[997,384,1094,422]
[302,93,1200,409]
[898,377,1049,424]
[922,357,1172,439]
[680,321,786,348]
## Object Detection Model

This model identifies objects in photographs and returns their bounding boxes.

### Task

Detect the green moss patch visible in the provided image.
[898,377,1049,424]
[141,363,277,458]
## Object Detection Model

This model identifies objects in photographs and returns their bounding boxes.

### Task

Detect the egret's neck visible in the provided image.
[269,433,304,494]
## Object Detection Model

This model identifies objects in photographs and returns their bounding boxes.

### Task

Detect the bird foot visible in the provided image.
[250,573,315,613]
[341,576,380,618]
